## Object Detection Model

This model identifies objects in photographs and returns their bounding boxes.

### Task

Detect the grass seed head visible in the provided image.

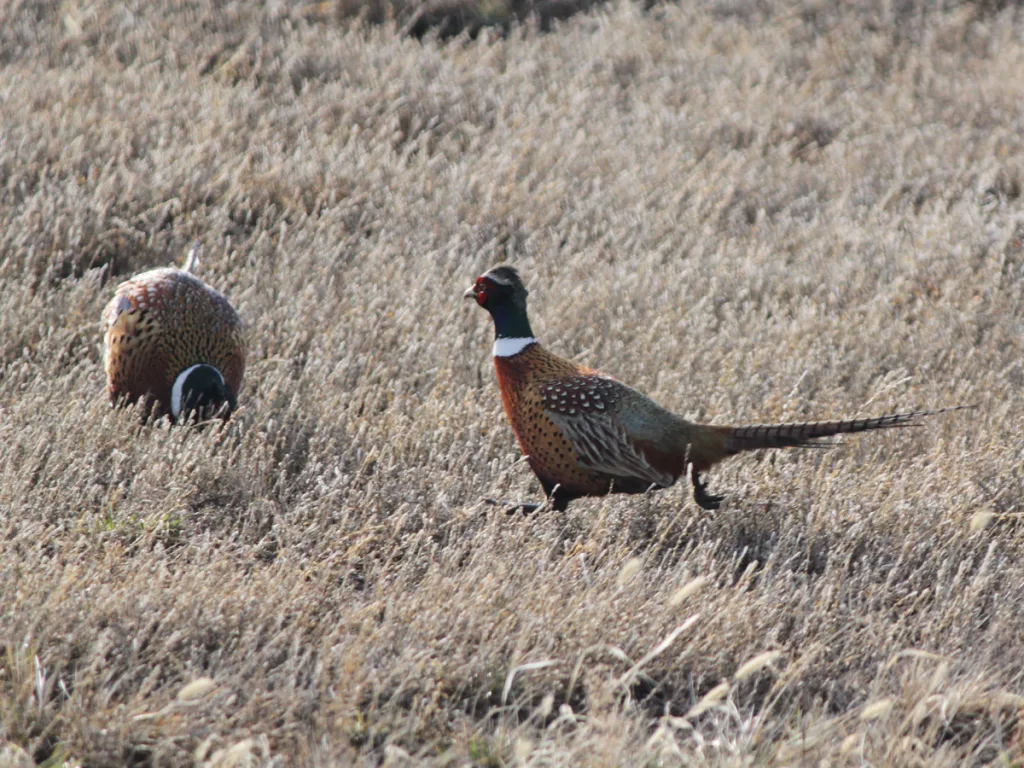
[617,557,643,587]
[176,677,217,703]
[860,699,894,721]
[734,651,782,682]
[685,682,730,720]
[969,511,996,532]
[668,576,708,607]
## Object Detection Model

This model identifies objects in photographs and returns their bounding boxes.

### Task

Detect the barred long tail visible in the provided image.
[722,405,973,455]
[686,404,973,510]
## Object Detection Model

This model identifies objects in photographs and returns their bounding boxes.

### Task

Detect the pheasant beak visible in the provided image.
[463,285,478,300]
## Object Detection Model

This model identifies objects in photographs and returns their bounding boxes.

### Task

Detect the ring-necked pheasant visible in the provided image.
[103,266,246,421]
[465,265,967,511]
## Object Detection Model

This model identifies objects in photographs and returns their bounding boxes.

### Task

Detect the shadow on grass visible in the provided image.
[340,0,1022,41]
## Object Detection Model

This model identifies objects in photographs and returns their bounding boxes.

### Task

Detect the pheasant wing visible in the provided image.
[540,377,675,488]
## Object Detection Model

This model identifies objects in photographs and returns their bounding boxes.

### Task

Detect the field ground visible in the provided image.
[2,0,1024,765]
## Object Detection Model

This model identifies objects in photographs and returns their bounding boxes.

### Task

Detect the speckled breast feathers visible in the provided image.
[494,346,681,497]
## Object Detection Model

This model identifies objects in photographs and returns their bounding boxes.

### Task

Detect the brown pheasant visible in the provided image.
[465,265,966,511]
[102,266,246,421]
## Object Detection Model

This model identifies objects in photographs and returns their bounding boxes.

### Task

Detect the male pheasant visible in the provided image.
[465,265,965,511]
[102,266,246,421]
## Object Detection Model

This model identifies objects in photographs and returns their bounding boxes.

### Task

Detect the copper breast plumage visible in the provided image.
[494,346,614,496]
[102,267,246,416]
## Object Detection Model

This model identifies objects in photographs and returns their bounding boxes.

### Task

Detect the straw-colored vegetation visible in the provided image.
[1,0,1023,764]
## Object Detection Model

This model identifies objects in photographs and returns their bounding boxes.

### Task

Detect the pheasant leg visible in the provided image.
[692,470,725,510]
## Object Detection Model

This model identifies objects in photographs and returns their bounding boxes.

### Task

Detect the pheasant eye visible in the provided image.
[475,280,489,305]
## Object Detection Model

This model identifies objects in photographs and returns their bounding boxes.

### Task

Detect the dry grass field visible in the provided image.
[2,0,1024,764]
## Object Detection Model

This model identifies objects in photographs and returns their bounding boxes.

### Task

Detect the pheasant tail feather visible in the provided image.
[723,405,973,454]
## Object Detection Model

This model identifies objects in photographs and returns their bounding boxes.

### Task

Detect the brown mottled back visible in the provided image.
[102,267,246,416]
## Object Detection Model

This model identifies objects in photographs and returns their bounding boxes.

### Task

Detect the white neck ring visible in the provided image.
[493,337,537,357]
[170,364,224,417]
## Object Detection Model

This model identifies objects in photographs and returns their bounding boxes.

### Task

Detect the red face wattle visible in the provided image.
[466,276,490,307]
